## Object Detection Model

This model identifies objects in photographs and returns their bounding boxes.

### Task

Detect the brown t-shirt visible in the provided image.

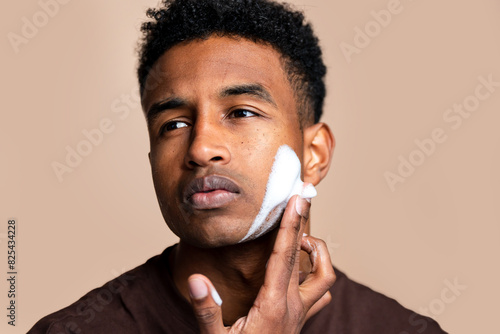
[29,245,447,334]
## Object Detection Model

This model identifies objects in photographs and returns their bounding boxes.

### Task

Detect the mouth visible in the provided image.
[183,175,241,210]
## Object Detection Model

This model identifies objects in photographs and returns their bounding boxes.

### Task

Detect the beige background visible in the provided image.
[1,0,498,333]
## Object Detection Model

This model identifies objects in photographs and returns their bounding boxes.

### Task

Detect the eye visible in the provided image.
[160,120,189,133]
[230,109,258,118]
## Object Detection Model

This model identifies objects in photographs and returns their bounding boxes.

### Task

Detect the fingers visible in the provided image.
[305,291,332,322]
[188,274,226,334]
[262,195,310,299]
[298,249,313,285]
[299,236,336,311]
[290,203,310,288]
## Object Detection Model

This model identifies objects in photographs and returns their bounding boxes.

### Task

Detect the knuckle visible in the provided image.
[315,239,332,256]
[193,305,219,324]
[324,291,333,303]
[324,269,337,286]
[306,236,325,250]
[316,239,328,249]
[283,247,296,267]
[293,218,301,233]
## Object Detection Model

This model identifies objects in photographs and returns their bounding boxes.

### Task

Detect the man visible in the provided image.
[29,0,447,333]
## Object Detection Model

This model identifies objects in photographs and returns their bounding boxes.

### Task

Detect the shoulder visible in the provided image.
[302,268,448,334]
[28,251,166,334]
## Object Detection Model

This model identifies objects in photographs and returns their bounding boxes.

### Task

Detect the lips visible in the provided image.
[183,175,241,210]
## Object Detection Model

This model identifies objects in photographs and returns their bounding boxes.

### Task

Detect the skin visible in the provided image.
[142,36,336,332]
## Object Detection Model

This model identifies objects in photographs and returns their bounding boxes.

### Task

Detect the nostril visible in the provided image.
[211,156,223,161]
[188,160,201,167]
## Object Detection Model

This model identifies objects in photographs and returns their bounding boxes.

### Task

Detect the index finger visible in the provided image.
[261,195,310,300]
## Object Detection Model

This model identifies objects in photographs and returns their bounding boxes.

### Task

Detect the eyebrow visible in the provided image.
[219,83,277,108]
[146,97,186,125]
[146,83,277,125]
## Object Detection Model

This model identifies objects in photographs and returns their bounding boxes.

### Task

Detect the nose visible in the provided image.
[184,119,231,168]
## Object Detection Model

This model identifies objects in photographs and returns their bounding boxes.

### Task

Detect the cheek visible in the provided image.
[151,138,185,171]
[150,147,184,205]
[233,135,271,176]
[150,151,186,236]
[239,145,303,243]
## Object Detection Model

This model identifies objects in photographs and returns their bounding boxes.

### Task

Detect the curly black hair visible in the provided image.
[137,0,326,124]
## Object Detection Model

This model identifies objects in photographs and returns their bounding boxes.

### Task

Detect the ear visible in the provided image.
[302,123,335,186]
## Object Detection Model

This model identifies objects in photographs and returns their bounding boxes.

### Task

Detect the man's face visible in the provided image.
[142,36,304,248]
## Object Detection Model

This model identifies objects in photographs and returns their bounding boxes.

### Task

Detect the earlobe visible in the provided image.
[302,123,335,185]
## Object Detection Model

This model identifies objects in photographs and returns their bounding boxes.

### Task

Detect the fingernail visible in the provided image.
[188,278,208,300]
[303,233,308,237]
[211,287,223,306]
[295,197,308,216]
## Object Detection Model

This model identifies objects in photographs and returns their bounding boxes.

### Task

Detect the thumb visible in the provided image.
[188,274,225,334]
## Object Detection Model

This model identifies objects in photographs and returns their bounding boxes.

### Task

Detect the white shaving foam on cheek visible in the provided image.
[239,145,317,243]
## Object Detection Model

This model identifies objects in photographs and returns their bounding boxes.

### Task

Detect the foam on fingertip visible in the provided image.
[211,287,223,306]
[301,183,317,199]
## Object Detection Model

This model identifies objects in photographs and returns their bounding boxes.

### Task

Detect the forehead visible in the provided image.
[141,36,296,113]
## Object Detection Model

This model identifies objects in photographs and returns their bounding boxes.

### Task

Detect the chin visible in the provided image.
[171,220,252,249]
[181,235,244,249]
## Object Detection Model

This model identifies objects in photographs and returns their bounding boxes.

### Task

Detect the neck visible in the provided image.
[170,228,278,325]
[169,221,311,325]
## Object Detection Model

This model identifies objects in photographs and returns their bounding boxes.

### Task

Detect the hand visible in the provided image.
[187,195,336,333]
